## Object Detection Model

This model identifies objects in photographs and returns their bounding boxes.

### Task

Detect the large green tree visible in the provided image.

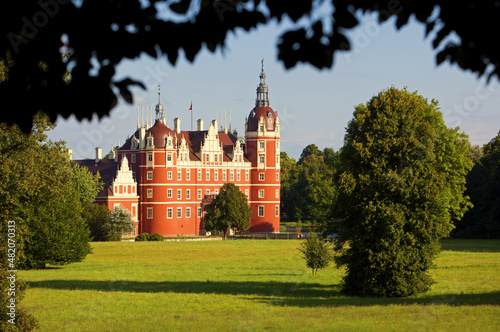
[0,114,98,269]
[455,131,500,238]
[203,183,252,238]
[332,87,472,297]
[2,1,499,133]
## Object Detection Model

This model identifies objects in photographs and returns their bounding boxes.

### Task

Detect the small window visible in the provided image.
[147,207,153,219]
[167,171,172,180]
[276,189,279,198]
[222,171,227,181]
[148,153,153,162]
[198,170,202,181]
[147,189,153,198]
[258,206,264,217]
[197,189,202,200]
[147,171,153,180]
[167,153,172,162]
[167,189,172,198]
[197,207,202,218]
[238,155,242,162]
[177,189,182,200]
[230,171,234,181]
[258,190,264,198]
[259,173,264,181]
[177,171,182,181]
[276,155,280,164]
[177,207,182,218]
[205,154,209,162]
[131,154,136,163]
[214,189,219,196]
[237,171,240,181]
[275,205,279,217]
[167,208,173,219]
[276,173,279,181]
[245,189,249,197]
[259,141,265,149]
[259,125,264,132]
[245,171,249,181]
[214,154,218,162]
[206,170,210,181]
[186,189,191,199]
[205,189,210,196]
[186,208,191,218]
[259,156,265,164]
[186,171,190,181]
[214,170,218,181]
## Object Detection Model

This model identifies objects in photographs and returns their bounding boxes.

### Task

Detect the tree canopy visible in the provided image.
[0,114,100,269]
[332,87,472,297]
[2,1,499,132]
[203,183,252,238]
[105,206,135,241]
[454,131,500,238]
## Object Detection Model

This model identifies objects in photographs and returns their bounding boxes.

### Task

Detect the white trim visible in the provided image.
[139,183,279,187]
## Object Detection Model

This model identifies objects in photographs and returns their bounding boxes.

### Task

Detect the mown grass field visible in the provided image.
[19,239,500,331]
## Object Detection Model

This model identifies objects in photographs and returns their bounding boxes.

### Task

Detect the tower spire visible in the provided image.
[155,84,165,122]
[256,59,270,107]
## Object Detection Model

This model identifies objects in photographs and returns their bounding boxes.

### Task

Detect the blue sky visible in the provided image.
[49,14,500,160]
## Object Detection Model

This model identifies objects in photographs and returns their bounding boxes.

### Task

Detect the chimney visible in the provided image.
[174,118,181,134]
[95,147,102,165]
[67,148,73,160]
[197,119,204,131]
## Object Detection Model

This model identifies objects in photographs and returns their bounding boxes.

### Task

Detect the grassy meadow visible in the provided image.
[19,239,500,331]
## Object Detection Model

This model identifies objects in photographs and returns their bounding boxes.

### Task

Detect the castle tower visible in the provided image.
[245,60,280,232]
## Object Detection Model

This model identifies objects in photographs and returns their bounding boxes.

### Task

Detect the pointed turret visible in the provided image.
[155,84,165,122]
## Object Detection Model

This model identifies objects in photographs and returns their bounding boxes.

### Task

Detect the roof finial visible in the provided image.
[155,83,164,121]
[256,59,270,107]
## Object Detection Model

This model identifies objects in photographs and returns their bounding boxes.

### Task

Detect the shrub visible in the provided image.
[135,233,150,241]
[149,233,164,241]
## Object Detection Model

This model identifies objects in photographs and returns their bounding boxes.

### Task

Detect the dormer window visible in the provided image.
[147,137,154,147]
[259,125,264,132]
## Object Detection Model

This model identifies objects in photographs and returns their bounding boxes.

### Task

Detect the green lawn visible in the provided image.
[19,239,500,331]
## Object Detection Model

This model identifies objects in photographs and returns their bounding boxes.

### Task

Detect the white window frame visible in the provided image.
[167,189,172,198]
[186,189,191,199]
[186,207,191,218]
[258,206,264,217]
[258,190,264,198]
[259,173,264,181]
[177,171,182,181]
[147,171,153,180]
[275,205,279,217]
[167,171,172,180]
[214,170,218,181]
[206,170,210,181]
[186,170,190,181]
[147,207,153,219]
[276,189,279,198]
[177,189,182,200]
[167,208,173,219]
[147,188,153,198]
[177,207,182,218]
[197,189,202,200]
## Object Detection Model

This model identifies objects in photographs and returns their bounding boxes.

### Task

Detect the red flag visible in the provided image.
[189,102,192,111]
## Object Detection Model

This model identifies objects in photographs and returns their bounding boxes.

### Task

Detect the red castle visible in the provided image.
[75,61,280,236]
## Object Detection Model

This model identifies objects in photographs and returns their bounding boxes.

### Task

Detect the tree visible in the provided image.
[279,151,298,222]
[298,233,333,275]
[72,164,103,207]
[454,131,500,238]
[82,203,110,242]
[293,154,335,224]
[203,183,252,238]
[0,113,94,269]
[298,144,322,164]
[105,206,135,241]
[2,1,499,133]
[332,87,473,297]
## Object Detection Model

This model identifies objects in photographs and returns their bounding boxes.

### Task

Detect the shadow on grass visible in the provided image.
[440,239,500,252]
[27,279,500,307]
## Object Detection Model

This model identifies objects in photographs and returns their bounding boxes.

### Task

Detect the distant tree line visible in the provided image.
[281,132,500,240]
